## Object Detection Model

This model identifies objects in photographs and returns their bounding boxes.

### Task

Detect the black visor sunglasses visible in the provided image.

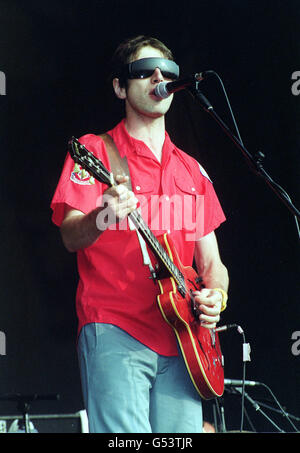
[124,57,180,81]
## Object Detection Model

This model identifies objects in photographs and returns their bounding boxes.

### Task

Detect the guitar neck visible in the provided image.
[128,209,186,297]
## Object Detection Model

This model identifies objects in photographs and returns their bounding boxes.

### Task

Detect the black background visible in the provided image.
[0,0,299,433]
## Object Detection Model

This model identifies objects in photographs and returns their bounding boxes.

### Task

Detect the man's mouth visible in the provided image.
[149,88,160,98]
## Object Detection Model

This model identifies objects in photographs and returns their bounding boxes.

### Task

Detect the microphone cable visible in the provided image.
[217,323,251,432]
[202,70,245,148]
[232,324,250,432]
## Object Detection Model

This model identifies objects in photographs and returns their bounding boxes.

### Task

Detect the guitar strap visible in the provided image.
[99,133,132,191]
[99,133,157,281]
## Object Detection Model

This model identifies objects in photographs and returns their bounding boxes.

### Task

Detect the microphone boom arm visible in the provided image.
[187,83,300,226]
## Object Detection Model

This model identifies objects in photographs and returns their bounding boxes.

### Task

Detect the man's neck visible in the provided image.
[124,114,166,163]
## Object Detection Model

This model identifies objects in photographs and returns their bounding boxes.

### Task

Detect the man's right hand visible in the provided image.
[60,175,138,253]
[101,174,138,226]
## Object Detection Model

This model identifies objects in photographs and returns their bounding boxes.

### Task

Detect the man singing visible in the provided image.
[51,35,229,433]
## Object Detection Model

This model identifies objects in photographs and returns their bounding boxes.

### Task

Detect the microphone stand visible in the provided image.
[187,84,300,234]
[232,387,285,432]
[213,397,227,432]
[252,399,300,425]
[187,82,300,431]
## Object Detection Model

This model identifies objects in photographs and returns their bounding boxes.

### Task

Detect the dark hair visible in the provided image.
[110,35,175,88]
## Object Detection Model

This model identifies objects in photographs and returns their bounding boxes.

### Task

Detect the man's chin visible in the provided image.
[146,104,172,118]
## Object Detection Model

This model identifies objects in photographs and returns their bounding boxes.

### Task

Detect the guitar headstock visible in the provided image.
[68,136,114,187]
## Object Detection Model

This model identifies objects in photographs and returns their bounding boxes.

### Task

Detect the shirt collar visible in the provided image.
[109,119,177,162]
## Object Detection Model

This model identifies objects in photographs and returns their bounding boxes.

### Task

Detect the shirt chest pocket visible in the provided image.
[174,177,199,196]
[173,176,203,234]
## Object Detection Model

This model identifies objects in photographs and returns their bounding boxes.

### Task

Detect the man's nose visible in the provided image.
[151,67,164,83]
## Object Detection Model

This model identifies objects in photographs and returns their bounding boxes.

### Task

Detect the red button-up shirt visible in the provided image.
[51,120,225,355]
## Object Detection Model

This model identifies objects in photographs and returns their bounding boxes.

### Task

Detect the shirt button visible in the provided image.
[191,187,196,192]
[136,186,141,191]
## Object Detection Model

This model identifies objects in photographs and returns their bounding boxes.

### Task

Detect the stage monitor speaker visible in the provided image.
[0,410,89,433]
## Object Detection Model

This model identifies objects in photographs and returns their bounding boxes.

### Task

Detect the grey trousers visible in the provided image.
[77,323,203,433]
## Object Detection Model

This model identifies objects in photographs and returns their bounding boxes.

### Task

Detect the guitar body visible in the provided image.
[156,233,224,399]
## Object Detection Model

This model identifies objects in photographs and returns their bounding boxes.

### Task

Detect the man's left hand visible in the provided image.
[192,288,222,329]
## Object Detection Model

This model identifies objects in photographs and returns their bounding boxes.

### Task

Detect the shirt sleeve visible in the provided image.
[196,162,226,239]
[50,134,110,227]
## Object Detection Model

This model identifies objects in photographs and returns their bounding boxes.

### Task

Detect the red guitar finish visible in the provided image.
[68,137,225,400]
[156,233,224,399]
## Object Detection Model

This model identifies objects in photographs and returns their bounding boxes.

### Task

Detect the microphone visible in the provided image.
[224,379,261,387]
[154,72,207,99]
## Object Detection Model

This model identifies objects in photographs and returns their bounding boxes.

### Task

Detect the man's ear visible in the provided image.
[113,78,127,100]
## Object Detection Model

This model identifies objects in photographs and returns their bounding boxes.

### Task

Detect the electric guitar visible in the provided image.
[68,137,224,399]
